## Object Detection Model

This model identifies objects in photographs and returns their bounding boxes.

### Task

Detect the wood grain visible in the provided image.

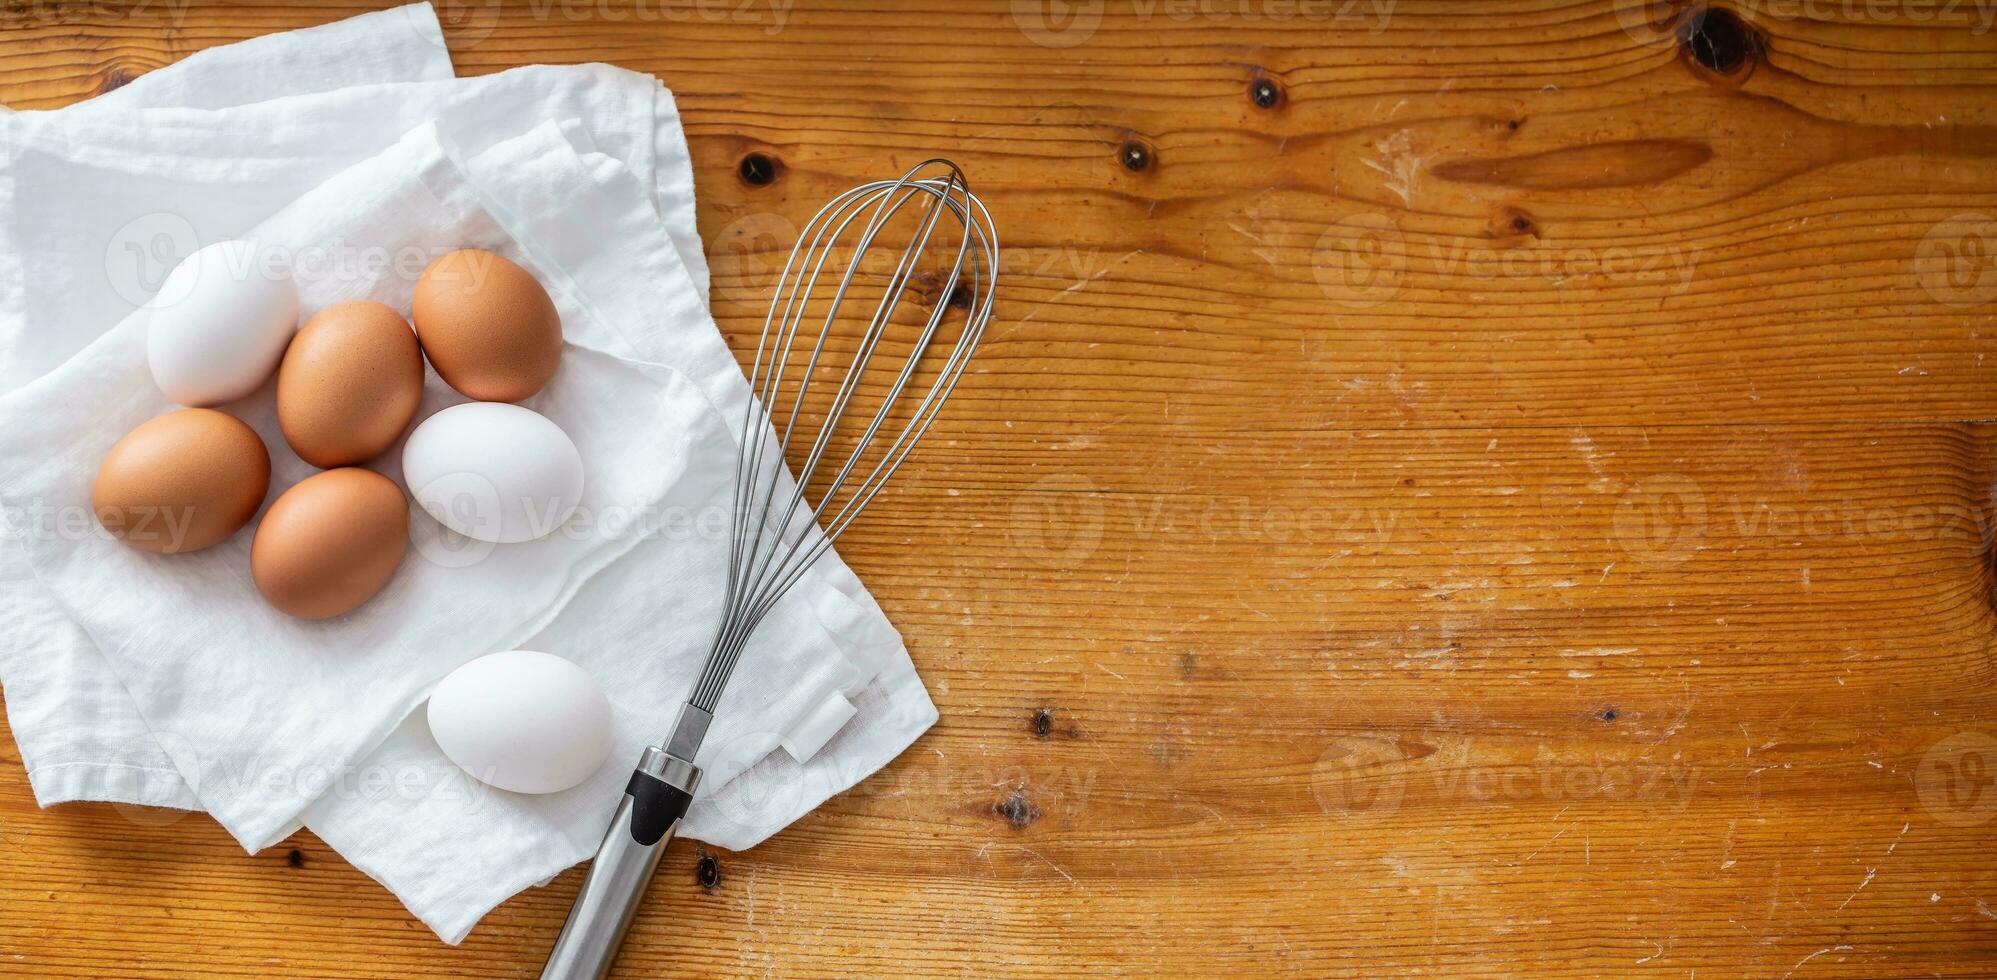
[5,0,1997,976]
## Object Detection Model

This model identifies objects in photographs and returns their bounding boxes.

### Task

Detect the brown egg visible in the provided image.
[93,408,270,554]
[277,300,424,468]
[411,249,562,402]
[251,467,409,620]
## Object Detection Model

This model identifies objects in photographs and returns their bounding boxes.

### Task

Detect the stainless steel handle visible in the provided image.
[541,748,699,980]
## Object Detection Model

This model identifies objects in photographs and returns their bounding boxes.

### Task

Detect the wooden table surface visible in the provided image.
[5,1,1997,976]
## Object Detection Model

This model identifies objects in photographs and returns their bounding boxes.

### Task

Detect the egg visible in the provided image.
[411,249,562,402]
[276,301,424,468]
[93,408,270,554]
[145,239,299,406]
[426,650,613,794]
[250,467,409,619]
[401,403,583,544]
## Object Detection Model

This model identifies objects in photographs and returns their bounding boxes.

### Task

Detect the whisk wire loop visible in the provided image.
[690,160,996,713]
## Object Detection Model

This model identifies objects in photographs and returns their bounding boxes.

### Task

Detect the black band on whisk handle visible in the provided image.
[540,748,699,980]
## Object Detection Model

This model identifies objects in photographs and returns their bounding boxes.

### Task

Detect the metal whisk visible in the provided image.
[541,159,997,979]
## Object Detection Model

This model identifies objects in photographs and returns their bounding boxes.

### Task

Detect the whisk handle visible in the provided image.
[540,747,701,980]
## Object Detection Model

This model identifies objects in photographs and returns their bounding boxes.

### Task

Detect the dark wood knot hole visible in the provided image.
[738,152,780,186]
[1249,77,1282,109]
[1679,7,1758,75]
[1119,141,1152,172]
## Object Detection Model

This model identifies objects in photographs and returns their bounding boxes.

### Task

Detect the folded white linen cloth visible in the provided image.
[0,8,722,817]
[0,5,941,941]
[0,119,738,850]
[0,2,463,814]
[0,5,716,811]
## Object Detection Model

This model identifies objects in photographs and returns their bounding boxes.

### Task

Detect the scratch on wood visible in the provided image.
[1779,944,1852,979]
[1834,869,1876,912]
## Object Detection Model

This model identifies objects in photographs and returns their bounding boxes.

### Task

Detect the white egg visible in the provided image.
[145,239,299,406]
[427,650,614,795]
[402,402,584,544]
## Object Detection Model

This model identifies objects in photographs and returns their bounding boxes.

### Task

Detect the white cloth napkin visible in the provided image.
[0,121,730,849]
[0,5,940,942]
[0,14,715,817]
[0,2,465,814]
